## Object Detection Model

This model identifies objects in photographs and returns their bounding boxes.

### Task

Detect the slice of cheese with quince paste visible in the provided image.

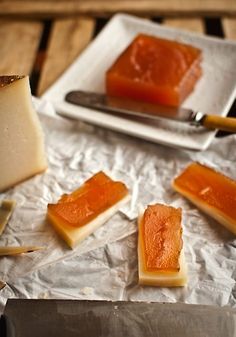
[172,162,236,235]
[0,76,47,192]
[138,203,187,287]
[47,171,130,248]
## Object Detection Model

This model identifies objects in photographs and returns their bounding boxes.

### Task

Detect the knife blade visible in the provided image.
[64,90,236,133]
[2,299,236,337]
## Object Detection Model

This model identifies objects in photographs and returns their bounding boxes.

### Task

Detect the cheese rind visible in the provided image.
[48,194,130,248]
[0,75,47,192]
[138,207,187,287]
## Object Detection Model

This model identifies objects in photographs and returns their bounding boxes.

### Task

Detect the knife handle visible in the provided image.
[203,115,236,133]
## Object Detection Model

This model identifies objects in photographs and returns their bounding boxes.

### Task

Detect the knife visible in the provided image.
[2,299,236,337]
[65,90,236,133]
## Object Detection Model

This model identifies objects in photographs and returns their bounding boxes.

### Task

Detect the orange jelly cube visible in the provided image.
[47,171,129,228]
[140,204,183,272]
[173,162,236,235]
[106,34,202,107]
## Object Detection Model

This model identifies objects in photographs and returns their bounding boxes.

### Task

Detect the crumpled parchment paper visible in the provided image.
[0,98,236,313]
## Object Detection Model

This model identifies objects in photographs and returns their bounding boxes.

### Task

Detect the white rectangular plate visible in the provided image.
[42,14,236,151]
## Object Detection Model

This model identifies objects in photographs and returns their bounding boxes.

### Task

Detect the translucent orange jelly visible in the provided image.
[140,204,183,272]
[106,34,202,107]
[173,162,236,220]
[47,171,129,228]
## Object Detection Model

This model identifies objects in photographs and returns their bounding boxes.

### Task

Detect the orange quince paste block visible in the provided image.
[173,162,236,235]
[106,34,202,107]
[47,171,130,248]
[138,204,187,286]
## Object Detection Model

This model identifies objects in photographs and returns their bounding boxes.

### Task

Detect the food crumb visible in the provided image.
[81,287,94,296]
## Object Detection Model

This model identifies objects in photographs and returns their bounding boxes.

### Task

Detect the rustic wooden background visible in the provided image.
[1,0,236,129]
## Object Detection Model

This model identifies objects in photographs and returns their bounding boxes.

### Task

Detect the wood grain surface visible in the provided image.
[0,0,236,18]
[222,18,236,40]
[37,17,95,95]
[0,20,42,75]
[163,18,204,34]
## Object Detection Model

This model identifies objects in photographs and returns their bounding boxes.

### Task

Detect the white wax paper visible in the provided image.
[0,99,236,313]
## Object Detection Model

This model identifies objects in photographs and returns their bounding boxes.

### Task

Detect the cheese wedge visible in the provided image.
[172,162,236,235]
[138,204,187,287]
[47,172,130,248]
[0,75,47,192]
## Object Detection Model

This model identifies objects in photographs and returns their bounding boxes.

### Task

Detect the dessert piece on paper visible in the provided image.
[106,34,202,107]
[0,75,47,192]
[138,204,187,287]
[173,162,236,235]
[47,171,130,248]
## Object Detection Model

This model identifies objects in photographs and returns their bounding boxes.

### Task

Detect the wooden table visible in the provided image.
[1,0,236,124]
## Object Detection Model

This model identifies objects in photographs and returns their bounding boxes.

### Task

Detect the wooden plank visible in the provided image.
[37,17,95,96]
[0,0,236,18]
[163,18,204,34]
[0,20,42,75]
[222,18,236,40]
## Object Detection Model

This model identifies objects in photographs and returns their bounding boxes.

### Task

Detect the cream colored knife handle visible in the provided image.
[203,115,236,132]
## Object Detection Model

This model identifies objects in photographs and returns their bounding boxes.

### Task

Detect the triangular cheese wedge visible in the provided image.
[0,75,47,192]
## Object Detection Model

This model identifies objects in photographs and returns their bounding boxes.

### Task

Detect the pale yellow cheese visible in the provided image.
[0,76,47,192]
[173,181,236,236]
[47,194,130,249]
[0,199,16,236]
[138,211,187,287]
[0,245,43,256]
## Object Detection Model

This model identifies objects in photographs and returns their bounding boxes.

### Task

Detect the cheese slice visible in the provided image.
[0,245,43,256]
[0,75,47,192]
[138,204,187,287]
[0,199,16,236]
[47,172,130,248]
[172,162,236,235]
[48,193,130,248]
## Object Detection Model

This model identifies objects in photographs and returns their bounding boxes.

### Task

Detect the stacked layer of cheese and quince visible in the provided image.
[138,203,187,287]
[47,171,130,248]
[173,162,236,235]
[0,75,47,192]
